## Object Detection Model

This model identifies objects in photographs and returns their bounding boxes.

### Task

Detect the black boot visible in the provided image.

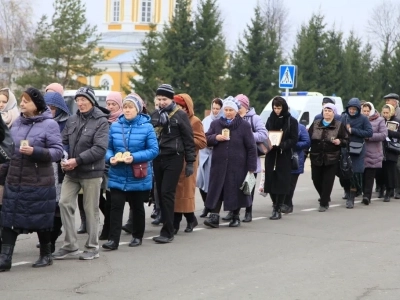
[269,205,281,220]
[342,190,349,200]
[221,211,233,221]
[346,191,355,208]
[184,216,198,232]
[229,214,241,227]
[0,244,14,272]
[151,210,162,225]
[199,207,210,218]
[204,213,219,228]
[242,211,252,222]
[122,209,134,233]
[32,243,53,268]
[378,186,384,198]
[384,189,392,202]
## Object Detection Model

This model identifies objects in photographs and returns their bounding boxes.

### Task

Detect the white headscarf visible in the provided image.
[0,88,19,128]
[364,101,376,117]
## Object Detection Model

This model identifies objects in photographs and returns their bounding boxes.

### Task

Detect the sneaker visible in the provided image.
[318,206,327,212]
[79,250,100,260]
[52,248,80,260]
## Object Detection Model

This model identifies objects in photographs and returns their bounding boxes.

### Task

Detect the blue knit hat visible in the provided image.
[123,94,143,113]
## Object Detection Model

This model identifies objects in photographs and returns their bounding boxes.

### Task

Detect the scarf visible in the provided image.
[107,101,123,123]
[158,102,177,126]
[0,88,19,128]
[54,111,70,132]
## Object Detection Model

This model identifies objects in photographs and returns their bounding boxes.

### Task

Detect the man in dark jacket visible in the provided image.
[151,84,196,243]
[53,87,110,260]
[314,97,342,121]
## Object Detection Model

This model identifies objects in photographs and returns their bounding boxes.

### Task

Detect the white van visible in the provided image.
[259,92,344,129]
[63,90,110,113]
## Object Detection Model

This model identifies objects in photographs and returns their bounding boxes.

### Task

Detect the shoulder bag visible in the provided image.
[344,115,364,155]
[120,124,148,179]
[250,115,271,156]
[0,125,14,163]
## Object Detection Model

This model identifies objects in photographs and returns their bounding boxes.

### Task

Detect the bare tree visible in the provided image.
[0,0,33,88]
[367,0,400,55]
[261,0,289,47]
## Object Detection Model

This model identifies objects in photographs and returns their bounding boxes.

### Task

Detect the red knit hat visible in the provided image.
[174,95,187,108]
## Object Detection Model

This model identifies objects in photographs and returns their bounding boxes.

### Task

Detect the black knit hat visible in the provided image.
[383,93,399,100]
[156,84,174,99]
[24,87,46,112]
[322,97,335,104]
[75,86,97,105]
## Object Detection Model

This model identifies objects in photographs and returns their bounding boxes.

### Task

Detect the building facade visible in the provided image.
[83,0,181,95]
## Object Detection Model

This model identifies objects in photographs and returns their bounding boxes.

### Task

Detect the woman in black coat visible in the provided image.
[381,104,400,202]
[264,96,298,220]
[204,97,257,228]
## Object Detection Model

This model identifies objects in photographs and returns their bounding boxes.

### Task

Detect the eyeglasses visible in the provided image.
[74,97,90,103]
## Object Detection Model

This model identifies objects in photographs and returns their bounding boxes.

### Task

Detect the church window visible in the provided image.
[141,0,152,23]
[112,0,120,22]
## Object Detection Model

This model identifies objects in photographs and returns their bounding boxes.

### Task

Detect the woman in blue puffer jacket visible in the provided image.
[281,109,311,213]
[102,94,159,251]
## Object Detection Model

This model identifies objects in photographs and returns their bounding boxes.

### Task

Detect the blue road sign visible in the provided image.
[279,65,296,89]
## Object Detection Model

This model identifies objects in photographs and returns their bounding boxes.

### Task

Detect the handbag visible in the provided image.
[0,126,14,163]
[337,147,353,179]
[132,163,148,178]
[240,172,256,196]
[386,140,400,154]
[120,124,149,179]
[348,141,364,155]
[291,149,299,170]
[250,116,271,156]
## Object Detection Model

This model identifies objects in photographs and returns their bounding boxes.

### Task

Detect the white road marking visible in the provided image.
[10,197,389,266]
[11,261,30,267]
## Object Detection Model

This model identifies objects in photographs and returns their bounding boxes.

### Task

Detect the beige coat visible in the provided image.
[174,94,207,213]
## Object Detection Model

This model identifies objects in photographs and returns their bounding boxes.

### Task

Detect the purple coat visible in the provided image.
[1,109,63,231]
[243,108,268,173]
[364,113,387,168]
[205,115,257,211]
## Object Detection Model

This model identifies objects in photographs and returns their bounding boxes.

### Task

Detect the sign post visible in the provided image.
[278,65,297,100]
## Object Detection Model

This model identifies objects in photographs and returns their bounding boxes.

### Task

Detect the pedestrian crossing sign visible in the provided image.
[279,65,296,89]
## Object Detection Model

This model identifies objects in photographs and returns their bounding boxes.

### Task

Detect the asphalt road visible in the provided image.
[1,163,399,300]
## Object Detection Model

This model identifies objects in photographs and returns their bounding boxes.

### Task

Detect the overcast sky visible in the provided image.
[32,0,383,53]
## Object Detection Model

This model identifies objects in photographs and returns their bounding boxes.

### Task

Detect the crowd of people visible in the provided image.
[0,82,398,272]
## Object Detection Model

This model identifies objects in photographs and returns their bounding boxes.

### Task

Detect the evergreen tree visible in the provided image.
[227,5,282,114]
[341,32,374,102]
[161,0,196,93]
[17,0,106,89]
[292,13,328,93]
[320,28,344,97]
[389,42,400,97]
[186,0,227,116]
[126,24,170,108]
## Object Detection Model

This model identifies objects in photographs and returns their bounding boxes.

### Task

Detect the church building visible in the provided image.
[83,0,182,94]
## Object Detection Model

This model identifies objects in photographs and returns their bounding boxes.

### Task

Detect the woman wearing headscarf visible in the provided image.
[196,98,223,218]
[380,104,400,202]
[340,98,373,208]
[222,94,268,222]
[264,96,298,220]
[0,88,63,271]
[44,92,71,252]
[203,97,257,228]
[308,104,348,211]
[0,88,19,128]
[281,108,311,213]
[361,102,387,205]
[173,94,206,233]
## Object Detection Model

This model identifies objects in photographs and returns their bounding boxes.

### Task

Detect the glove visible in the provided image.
[185,163,194,177]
